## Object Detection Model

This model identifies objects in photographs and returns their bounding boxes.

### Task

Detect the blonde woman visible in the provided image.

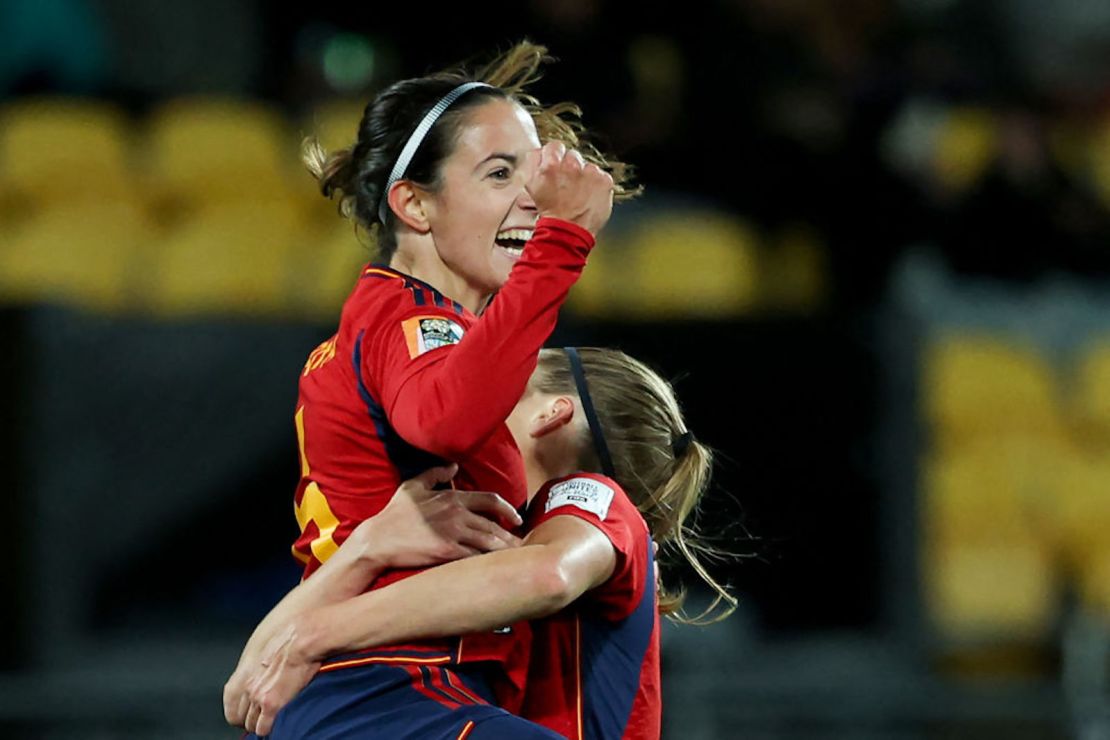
[227,349,734,739]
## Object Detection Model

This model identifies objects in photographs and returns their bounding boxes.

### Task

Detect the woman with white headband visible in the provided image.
[225,41,638,737]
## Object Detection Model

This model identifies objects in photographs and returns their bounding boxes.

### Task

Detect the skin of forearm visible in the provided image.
[298,543,573,660]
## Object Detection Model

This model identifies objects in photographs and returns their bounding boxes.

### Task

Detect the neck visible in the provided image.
[524,440,581,505]
[390,240,491,315]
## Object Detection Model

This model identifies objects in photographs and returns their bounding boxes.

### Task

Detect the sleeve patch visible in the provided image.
[401,316,465,359]
[545,477,615,520]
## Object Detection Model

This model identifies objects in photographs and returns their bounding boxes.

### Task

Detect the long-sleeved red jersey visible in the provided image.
[521,473,661,740]
[291,216,594,705]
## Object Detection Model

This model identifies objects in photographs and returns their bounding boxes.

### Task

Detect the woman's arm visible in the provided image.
[224,464,522,728]
[383,217,595,460]
[305,514,615,657]
[237,514,616,736]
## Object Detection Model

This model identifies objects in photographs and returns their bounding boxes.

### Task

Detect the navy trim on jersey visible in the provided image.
[579,531,656,739]
[419,665,471,706]
[369,263,467,315]
[352,330,447,480]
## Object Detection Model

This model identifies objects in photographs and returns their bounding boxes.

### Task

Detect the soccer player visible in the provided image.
[226,348,735,738]
[259,40,633,736]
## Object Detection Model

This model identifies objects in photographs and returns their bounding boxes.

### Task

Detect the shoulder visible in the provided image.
[533,473,645,533]
[345,265,473,342]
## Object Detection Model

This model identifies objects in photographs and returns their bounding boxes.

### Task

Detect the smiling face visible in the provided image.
[419,98,542,296]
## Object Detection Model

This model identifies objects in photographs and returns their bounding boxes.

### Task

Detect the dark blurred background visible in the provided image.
[1,1,1109,738]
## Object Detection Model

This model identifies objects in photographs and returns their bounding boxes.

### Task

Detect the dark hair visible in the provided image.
[303,41,639,262]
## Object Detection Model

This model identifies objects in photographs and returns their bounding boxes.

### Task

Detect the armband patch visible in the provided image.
[545,477,615,521]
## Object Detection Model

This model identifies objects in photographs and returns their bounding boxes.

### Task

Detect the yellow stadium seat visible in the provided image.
[0,98,135,208]
[925,542,1057,642]
[145,203,304,319]
[922,448,1059,642]
[0,201,155,313]
[144,97,298,214]
[571,211,759,320]
[1075,340,1110,437]
[923,336,1064,445]
[922,448,1047,548]
[295,219,374,321]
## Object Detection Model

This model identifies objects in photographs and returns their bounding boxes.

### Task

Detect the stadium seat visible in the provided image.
[925,542,1057,642]
[922,448,1059,642]
[144,202,305,319]
[922,335,1064,446]
[0,201,156,313]
[571,210,759,319]
[0,98,135,209]
[922,448,1045,548]
[294,218,374,321]
[144,97,298,215]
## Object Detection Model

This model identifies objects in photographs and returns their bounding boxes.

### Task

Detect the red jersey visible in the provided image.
[521,474,661,740]
[292,217,595,706]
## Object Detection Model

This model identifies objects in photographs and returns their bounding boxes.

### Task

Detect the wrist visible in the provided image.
[292,608,330,663]
[349,517,391,571]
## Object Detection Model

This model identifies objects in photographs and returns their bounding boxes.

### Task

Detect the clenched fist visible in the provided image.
[525,141,614,237]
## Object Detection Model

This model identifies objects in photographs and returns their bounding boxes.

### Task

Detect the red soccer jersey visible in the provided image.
[521,473,661,740]
[292,217,594,706]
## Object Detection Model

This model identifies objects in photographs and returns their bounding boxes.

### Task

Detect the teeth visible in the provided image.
[497,228,534,242]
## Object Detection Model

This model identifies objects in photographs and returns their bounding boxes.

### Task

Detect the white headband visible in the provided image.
[377,81,493,223]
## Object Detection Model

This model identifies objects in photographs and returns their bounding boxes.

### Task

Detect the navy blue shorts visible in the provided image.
[251,660,562,739]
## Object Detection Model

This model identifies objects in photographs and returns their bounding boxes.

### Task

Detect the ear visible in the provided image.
[530,395,576,439]
[385,180,431,233]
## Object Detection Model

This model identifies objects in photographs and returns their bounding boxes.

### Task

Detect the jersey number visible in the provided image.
[293,406,339,565]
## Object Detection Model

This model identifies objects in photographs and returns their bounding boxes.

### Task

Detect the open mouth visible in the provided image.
[495,228,534,257]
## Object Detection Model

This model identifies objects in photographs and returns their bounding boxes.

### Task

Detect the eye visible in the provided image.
[488,167,511,180]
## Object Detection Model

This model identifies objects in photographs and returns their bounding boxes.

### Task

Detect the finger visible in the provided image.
[236,691,250,728]
[245,701,262,735]
[546,140,566,164]
[460,518,523,552]
[256,707,274,738]
[412,463,459,489]
[444,541,484,559]
[458,491,523,527]
[565,149,585,169]
[458,528,516,553]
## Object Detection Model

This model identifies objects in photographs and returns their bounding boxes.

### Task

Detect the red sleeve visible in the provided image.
[368,217,594,459]
[527,474,649,621]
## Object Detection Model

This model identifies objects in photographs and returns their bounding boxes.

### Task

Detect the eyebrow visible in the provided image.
[473,153,517,173]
